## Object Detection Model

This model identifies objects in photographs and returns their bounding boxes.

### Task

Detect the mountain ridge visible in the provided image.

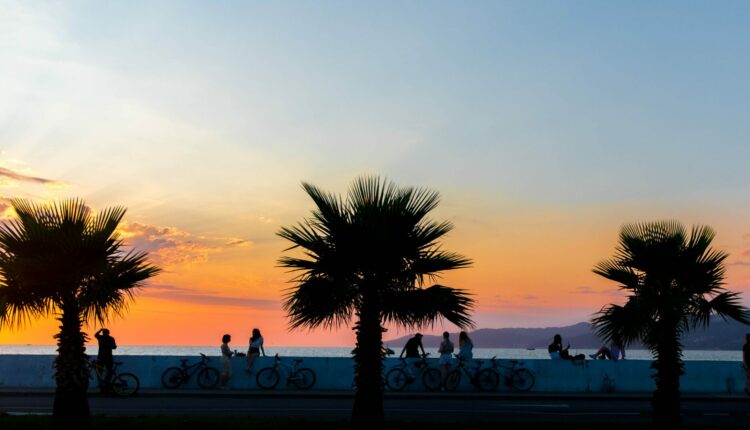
[386,318,749,351]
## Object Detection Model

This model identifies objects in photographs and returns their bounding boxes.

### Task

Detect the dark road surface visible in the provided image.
[2,390,749,426]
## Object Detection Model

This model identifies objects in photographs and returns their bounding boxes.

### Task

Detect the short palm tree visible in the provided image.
[0,199,160,430]
[592,221,748,425]
[279,176,474,423]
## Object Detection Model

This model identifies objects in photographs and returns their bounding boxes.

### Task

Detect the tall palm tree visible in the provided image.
[0,199,160,430]
[592,221,748,425]
[279,176,474,423]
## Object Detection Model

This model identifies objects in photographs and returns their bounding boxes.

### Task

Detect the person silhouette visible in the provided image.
[220,334,233,389]
[743,333,750,395]
[94,328,117,387]
[457,331,474,363]
[399,333,426,379]
[438,331,454,390]
[246,328,266,373]
[548,334,585,361]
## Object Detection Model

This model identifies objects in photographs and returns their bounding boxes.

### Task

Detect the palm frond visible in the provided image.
[381,284,474,329]
[591,302,649,346]
[282,277,357,330]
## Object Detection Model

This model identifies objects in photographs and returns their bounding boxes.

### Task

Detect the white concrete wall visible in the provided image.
[0,355,745,394]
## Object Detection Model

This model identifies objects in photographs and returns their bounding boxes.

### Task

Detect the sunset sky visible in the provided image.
[1,1,749,347]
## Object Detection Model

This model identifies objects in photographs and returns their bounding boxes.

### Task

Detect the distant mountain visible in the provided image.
[386,317,750,351]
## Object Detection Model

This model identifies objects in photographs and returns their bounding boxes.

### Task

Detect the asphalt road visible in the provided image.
[2,391,750,426]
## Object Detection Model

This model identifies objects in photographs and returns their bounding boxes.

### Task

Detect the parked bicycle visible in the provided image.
[90,359,140,397]
[256,354,316,390]
[445,356,499,391]
[488,357,535,391]
[161,353,220,389]
[385,353,441,391]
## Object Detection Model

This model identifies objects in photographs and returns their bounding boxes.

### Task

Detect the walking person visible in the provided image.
[246,328,266,373]
[220,334,233,390]
[438,331,454,391]
[94,328,117,390]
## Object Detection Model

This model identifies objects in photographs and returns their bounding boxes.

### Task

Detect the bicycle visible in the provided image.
[90,359,140,397]
[256,354,316,390]
[161,353,220,389]
[487,357,535,391]
[445,356,499,391]
[385,354,441,391]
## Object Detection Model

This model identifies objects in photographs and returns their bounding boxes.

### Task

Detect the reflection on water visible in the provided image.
[0,345,742,361]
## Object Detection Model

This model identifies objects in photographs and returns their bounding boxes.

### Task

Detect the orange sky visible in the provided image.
[1,173,748,347]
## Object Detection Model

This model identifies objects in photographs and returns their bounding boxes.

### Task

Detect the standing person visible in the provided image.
[438,331,454,391]
[743,333,750,395]
[246,328,266,373]
[220,334,233,389]
[457,331,474,363]
[94,328,117,387]
[399,333,426,380]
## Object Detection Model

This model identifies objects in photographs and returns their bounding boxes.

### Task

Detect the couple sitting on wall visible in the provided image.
[548,334,586,361]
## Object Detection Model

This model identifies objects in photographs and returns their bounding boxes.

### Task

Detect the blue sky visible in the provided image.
[1,1,750,344]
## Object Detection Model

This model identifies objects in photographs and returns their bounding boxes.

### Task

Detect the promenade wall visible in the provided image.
[0,355,744,394]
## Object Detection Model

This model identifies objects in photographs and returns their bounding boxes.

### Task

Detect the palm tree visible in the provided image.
[591,221,748,425]
[278,176,474,423]
[0,199,160,430]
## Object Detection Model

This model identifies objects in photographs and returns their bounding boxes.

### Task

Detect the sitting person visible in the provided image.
[548,334,585,361]
[591,338,626,361]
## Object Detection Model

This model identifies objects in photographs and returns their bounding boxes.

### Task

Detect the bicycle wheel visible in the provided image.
[385,368,409,391]
[422,368,441,391]
[256,367,280,390]
[197,367,220,389]
[475,369,500,391]
[111,373,140,397]
[511,368,535,391]
[292,368,316,390]
[161,367,184,388]
[445,370,461,391]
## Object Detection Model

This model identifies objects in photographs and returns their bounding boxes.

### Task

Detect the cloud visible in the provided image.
[117,222,253,267]
[730,261,750,267]
[143,284,279,309]
[0,167,58,186]
[225,238,251,247]
[570,285,625,297]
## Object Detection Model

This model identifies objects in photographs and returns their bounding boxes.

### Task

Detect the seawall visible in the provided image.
[0,355,744,394]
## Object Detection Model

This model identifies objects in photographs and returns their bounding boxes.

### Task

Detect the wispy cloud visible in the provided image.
[225,238,251,247]
[117,222,253,267]
[570,285,624,297]
[143,284,279,309]
[0,166,61,187]
[730,261,750,267]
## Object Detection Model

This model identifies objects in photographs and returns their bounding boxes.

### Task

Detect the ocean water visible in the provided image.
[0,345,742,361]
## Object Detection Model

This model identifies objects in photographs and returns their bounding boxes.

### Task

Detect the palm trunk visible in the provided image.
[651,321,683,426]
[351,290,385,423]
[52,298,90,430]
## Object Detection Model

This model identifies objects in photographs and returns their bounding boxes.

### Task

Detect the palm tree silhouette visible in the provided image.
[0,199,160,429]
[592,221,748,425]
[279,176,474,423]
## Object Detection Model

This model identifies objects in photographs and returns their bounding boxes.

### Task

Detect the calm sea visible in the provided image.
[0,345,741,361]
